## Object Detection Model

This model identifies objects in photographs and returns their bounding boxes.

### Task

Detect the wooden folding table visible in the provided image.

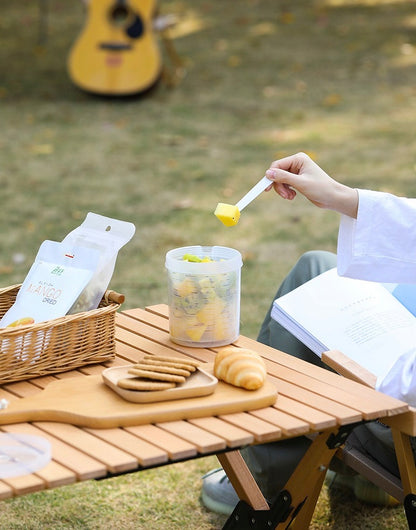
[0,304,411,529]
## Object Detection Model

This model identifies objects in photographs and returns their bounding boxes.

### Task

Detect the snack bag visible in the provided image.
[63,213,136,314]
[0,240,100,328]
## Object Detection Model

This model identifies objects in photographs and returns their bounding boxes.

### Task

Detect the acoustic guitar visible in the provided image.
[68,0,162,96]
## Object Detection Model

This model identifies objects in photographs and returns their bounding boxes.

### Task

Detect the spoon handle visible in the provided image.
[236,175,272,212]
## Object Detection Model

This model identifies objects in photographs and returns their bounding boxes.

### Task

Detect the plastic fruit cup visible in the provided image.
[165,245,243,347]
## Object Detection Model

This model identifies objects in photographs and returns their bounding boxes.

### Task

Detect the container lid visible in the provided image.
[165,245,242,273]
[0,433,51,478]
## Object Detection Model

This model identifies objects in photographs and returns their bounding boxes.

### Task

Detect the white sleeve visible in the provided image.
[337,189,416,283]
[376,349,416,407]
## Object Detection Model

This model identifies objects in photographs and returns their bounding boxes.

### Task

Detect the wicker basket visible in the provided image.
[0,285,125,384]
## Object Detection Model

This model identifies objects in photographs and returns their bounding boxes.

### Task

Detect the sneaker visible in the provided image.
[325,470,400,507]
[325,469,356,490]
[201,468,239,515]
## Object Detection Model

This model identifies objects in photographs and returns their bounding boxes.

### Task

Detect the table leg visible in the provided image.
[391,428,416,530]
[217,451,269,511]
[277,430,336,529]
[221,427,345,530]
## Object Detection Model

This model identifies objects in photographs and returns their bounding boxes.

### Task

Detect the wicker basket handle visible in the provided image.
[105,290,125,304]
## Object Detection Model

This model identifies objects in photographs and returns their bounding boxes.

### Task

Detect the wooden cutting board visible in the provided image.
[0,372,277,429]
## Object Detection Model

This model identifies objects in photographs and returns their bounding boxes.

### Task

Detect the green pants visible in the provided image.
[242,250,412,503]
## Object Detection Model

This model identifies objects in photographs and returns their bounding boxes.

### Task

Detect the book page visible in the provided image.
[271,268,416,383]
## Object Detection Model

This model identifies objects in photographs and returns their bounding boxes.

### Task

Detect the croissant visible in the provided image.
[214,346,266,390]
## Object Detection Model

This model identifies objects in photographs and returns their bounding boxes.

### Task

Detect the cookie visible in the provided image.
[132,363,191,377]
[117,378,176,391]
[141,359,197,372]
[128,367,186,384]
[143,354,200,370]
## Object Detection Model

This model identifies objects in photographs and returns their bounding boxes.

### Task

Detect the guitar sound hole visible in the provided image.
[108,5,143,39]
[110,6,130,27]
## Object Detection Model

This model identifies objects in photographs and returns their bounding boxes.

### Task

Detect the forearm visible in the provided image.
[326,182,358,218]
[266,153,359,219]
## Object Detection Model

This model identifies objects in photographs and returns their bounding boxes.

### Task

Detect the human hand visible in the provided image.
[265,152,358,218]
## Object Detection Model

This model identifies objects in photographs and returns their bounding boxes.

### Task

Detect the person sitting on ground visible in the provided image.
[201,152,416,515]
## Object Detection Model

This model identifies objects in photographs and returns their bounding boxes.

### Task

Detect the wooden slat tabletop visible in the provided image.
[0,304,410,501]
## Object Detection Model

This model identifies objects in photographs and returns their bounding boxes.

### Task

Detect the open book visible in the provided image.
[271,268,416,386]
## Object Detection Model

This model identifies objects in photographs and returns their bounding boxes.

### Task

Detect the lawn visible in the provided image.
[0,0,415,527]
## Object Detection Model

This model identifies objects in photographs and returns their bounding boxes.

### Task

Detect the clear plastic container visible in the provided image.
[165,246,243,347]
[0,433,51,478]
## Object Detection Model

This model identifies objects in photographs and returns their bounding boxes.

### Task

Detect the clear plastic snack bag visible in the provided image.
[63,213,136,314]
[0,240,100,328]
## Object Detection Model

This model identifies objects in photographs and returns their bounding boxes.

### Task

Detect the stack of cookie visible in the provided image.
[117,355,201,392]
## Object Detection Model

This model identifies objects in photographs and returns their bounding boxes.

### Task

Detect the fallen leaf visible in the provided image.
[222,187,234,198]
[322,93,342,107]
[241,251,255,262]
[262,86,278,98]
[249,22,276,36]
[215,39,228,52]
[25,221,35,233]
[173,198,192,210]
[228,55,241,67]
[30,144,54,155]
[279,12,295,24]
[295,80,307,93]
[34,45,46,57]
[235,17,251,26]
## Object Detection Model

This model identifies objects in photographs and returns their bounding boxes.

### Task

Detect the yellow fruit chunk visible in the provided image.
[214,203,240,227]
[183,254,202,262]
[182,254,213,263]
[185,322,207,341]
[196,297,226,324]
[176,277,196,297]
[7,317,35,328]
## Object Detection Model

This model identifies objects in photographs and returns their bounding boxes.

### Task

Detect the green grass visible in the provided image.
[1,0,416,527]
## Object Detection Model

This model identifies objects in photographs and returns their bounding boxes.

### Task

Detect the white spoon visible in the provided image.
[214,175,272,226]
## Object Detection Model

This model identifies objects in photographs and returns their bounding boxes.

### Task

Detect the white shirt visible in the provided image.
[337,189,416,405]
[338,189,416,283]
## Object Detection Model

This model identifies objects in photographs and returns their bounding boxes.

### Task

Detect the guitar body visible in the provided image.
[68,0,162,96]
